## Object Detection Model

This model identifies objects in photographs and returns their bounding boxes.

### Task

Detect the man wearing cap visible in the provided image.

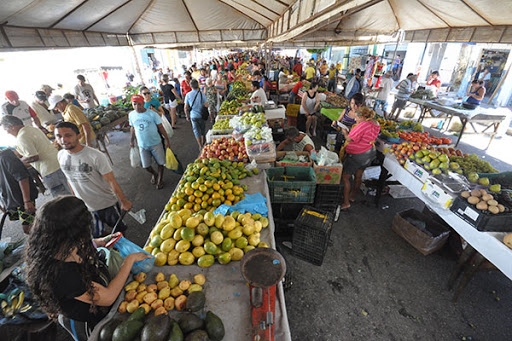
[129,95,170,190]
[48,94,96,147]
[2,91,45,131]
[31,91,58,128]
[54,121,131,237]
[40,84,54,98]
[0,115,71,198]
[73,74,99,109]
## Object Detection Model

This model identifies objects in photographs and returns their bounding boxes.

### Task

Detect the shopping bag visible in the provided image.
[160,115,174,139]
[201,106,210,121]
[97,247,124,279]
[165,147,179,170]
[130,146,141,168]
[113,236,154,274]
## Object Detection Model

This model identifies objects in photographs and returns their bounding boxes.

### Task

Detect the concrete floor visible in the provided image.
[3,115,512,340]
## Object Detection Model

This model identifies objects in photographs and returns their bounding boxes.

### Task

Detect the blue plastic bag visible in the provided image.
[114,236,154,274]
[214,192,268,216]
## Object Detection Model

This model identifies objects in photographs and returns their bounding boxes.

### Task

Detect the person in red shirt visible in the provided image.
[340,107,380,210]
[426,71,441,94]
[288,75,305,104]
[180,71,192,97]
[292,60,303,77]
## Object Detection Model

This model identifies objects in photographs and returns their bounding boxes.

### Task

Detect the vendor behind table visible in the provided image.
[276,126,315,153]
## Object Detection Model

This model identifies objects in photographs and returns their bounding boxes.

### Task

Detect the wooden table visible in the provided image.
[408,98,507,149]
[95,116,129,163]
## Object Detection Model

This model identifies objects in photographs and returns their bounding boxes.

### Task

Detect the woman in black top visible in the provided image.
[160,74,182,128]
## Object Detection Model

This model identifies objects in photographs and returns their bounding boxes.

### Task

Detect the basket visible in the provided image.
[292,207,334,265]
[266,167,316,203]
[314,184,343,213]
[286,104,300,117]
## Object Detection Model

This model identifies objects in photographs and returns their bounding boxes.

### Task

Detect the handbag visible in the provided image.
[191,91,209,121]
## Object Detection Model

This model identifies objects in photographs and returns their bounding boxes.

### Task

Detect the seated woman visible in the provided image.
[25,196,149,339]
[331,93,364,151]
[340,107,381,210]
[464,80,486,108]
[276,126,315,153]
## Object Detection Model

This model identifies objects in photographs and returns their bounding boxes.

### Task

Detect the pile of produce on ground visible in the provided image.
[100,271,225,341]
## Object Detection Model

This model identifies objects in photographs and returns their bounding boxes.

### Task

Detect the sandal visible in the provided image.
[340,204,351,210]
[156,182,164,190]
[150,175,156,185]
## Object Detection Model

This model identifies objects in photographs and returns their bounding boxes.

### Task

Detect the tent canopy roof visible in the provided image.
[1,0,512,50]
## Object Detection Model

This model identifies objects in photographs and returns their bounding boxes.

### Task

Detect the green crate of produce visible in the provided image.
[266,166,316,203]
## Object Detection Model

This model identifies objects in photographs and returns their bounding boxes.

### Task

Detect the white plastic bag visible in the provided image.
[161,116,174,139]
[317,146,340,166]
[130,147,141,168]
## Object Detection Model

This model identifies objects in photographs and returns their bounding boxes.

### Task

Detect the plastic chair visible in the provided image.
[58,315,91,341]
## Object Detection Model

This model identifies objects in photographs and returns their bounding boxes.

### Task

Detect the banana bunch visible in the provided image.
[0,288,31,318]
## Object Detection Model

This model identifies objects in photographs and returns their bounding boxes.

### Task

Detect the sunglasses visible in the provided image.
[142,92,150,95]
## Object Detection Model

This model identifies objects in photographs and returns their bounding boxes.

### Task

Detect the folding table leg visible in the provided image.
[452,252,486,303]
[447,244,476,290]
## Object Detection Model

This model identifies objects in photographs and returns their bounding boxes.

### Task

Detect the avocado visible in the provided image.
[141,314,171,341]
[99,318,123,341]
[168,321,184,341]
[127,307,146,322]
[178,313,204,334]
[205,311,225,341]
[186,291,206,312]
[112,320,144,341]
[184,330,210,341]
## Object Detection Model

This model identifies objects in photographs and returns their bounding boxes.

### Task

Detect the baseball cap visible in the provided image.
[5,91,19,101]
[48,95,64,110]
[131,95,144,103]
[41,84,54,93]
[35,91,47,101]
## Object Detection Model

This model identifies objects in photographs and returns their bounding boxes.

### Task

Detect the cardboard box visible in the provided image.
[275,151,312,167]
[267,118,285,134]
[313,163,343,184]
[404,159,430,182]
[421,178,456,209]
[392,209,450,255]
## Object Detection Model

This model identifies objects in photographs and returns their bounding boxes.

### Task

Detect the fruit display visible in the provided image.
[397,131,451,145]
[106,287,225,341]
[503,233,512,249]
[459,189,508,215]
[324,93,348,108]
[410,89,435,99]
[218,99,241,116]
[244,126,273,146]
[199,137,248,161]
[226,81,248,101]
[118,272,207,315]
[230,112,267,133]
[211,118,233,133]
[449,153,499,175]
[84,104,128,131]
[0,288,30,318]
[168,158,254,212]
[145,210,269,268]
[399,120,424,132]
[378,117,399,139]
[409,149,454,175]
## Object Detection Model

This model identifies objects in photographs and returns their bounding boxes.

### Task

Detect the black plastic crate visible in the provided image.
[292,207,333,266]
[272,203,304,241]
[450,196,512,232]
[314,184,343,212]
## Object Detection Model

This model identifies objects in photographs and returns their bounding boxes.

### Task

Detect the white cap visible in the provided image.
[48,95,64,110]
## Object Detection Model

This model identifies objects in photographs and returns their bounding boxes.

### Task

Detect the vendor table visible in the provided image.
[95,116,129,163]
[381,154,512,282]
[89,172,292,341]
[408,98,507,149]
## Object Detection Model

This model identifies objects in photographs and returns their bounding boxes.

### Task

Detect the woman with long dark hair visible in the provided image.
[25,196,149,338]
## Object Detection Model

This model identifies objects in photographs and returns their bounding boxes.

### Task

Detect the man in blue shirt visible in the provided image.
[129,95,170,189]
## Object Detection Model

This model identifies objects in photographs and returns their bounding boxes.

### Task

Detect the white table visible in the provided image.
[383,155,512,280]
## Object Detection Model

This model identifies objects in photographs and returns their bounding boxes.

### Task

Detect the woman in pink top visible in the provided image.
[340,107,380,209]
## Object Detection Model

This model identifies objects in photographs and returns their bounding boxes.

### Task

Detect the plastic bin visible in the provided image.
[292,207,334,265]
[392,209,450,255]
[314,184,343,213]
[266,167,316,203]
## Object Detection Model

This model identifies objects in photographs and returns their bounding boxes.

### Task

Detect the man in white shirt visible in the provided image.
[373,71,394,119]
[73,74,99,109]
[250,81,268,104]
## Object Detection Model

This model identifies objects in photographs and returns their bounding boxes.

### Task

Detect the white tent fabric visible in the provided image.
[1,0,512,50]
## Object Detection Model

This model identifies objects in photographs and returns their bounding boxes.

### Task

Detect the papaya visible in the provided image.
[127,307,146,322]
[186,291,206,312]
[99,318,123,341]
[141,314,171,341]
[112,320,144,341]
[167,321,184,341]
[205,311,225,341]
[178,313,204,334]
[184,329,210,341]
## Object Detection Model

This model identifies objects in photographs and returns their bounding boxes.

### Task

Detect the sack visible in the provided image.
[201,106,210,121]
[130,147,141,168]
[165,147,179,170]
[113,236,154,274]
[160,115,174,139]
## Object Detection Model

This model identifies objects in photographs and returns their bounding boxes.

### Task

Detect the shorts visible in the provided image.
[43,169,72,197]
[92,203,127,237]
[191,118,207,138]
[343,148,376,175]
[139,143,166,168]
[373,99,389,113]
[164,100,178,109]
[392,98,408,111]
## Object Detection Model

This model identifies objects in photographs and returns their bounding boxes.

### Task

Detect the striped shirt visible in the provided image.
[395,78,413,101]
[346,121,380,154]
